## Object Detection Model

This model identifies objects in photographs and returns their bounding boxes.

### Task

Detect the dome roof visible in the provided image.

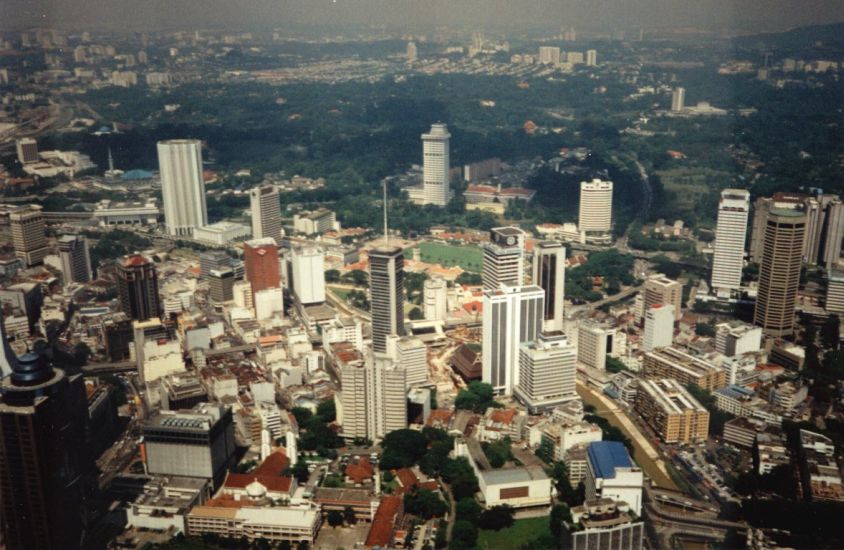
[245,479,267,498]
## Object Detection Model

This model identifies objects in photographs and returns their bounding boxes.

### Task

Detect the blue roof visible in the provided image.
[121,169,154,181]
[588,441,632,480]
[715,385,754,399]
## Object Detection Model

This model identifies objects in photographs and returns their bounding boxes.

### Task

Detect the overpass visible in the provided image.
[43,211,94,223]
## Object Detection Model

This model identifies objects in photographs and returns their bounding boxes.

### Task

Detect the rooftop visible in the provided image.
[587,441,633,480]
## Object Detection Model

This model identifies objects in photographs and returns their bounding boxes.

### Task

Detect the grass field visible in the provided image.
[416,241,483,272]
[328,286,351,300]
[477,517,551,550]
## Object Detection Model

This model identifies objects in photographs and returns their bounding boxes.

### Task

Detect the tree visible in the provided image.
[409,306,424,320]
[441,457,480,500]
[380,429,429,469]
[535,438,555,464]
[344,269,369,286]
[695,322,717,337]
[450,520,478,550]
[454,381,499,413]
[550,503,572,539]
[327,510,344,528]
[455,271,482,286]
[455,497,482,523]
[477,505,515,530]
[343,506,357,525]
[316,399,336,423]
[822,314,840,351]
[482,438,514,468]
[291,407,313,427]
[404,489,449,519]
[286,461,310,483]
[325,269,341,283]
[434,519,448,549]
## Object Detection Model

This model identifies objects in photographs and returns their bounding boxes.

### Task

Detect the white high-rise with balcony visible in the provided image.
[157,139,208,237]
[249,184,283,244]
[422,123,450,206]
[711,189,750,295]
[579,179,613,234]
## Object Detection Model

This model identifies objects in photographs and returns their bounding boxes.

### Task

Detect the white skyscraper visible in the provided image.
[514,332,578,413]
[643,304,674,352]
[579,179,613,234]
[387,335,428,388]
[291,247,325,305]
[482,285,544,395]
[58,234,92,284]
[366,354,407,440]
[538,46,561,65]
[671,87,686,112]
[585,49,598,66]
[482,227,525,290]
[249,184,283,244]
[711,189,750,295]
[157,139,208,237]
[577,322,616,371]
[406,41,418,62]
[533,241,566,332]
[423,277,448,322]
[422,123,450,206]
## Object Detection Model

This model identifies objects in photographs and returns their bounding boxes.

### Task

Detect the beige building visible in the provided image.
[579,179,613,234]
[10,205,49,267]
[187,503,321,545]
[642,274,682,321]
[635,378,709,444]
[641,347,727,391]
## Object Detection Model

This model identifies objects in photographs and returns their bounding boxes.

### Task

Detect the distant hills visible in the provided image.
[736,22,844,51]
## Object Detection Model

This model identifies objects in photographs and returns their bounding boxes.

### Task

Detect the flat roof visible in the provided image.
[587,441,632,479]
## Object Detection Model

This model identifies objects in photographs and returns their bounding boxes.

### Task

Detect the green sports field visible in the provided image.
[477,517,552,550]
[416,241,483,272]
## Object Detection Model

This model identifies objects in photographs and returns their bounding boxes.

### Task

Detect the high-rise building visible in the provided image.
[339,357,368,439]
[366,354,407,439]
[754,209,806,337]
[117,254,161,321]
[579,178,613,234]
[826,269,844,315]
[803,194,844,269]
[585,441,643,516]
[0,323,94,550]
[10,204,49,267]
[715,321,763,357]
[157,139,208,237]
[482,226,525,290]
[208,268,235,302]
[577,322,615,371]
[249,184,283,244]
[711,189,750,295]
[421,123,450,206]
[15,137,38,164]
[369,246,405,354]
[538,46,561,65]
[749,193,804,263]
[642,274,682,321]
[642,304,674,351]
[290,247,325,306]
[635,379,709,444]
[199,249,236,279]
[671,87,685,112]
[58,234,92,284]
[585,49,598,66]
[387,334,427,388]
[423,277,448,322]
[406,41,417,62]
[564,499,644,550]
[514,332,578,413]
[533,241,566,332]
[482,285,544,395]
[243,237,281,302]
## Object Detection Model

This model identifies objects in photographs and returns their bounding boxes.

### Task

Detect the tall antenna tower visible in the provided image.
[107,146,114,172]
[382,180,389,246]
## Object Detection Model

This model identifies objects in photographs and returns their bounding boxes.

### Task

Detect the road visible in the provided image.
[567,283,645,317]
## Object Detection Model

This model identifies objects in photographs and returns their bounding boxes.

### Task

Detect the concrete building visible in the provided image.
[367,354,407,439]
[514,332,578,413]
[15,137,38,164]
[585,49,598,67]
[585,441,643,516]
[421,123,451,206]
[208,268,235,303]
[642,304,674,351]
[565,499,644,550]
[243,237,281,302]
[642,274,682,321]
[143,403,236,488]
[749,193,804,263]
[715,321,763,357]
[387,335,428,388]
[290,247,325,306]
[482,227,525,290]
[193,222,250,245]
[93,199,160,226]
[187,504,321,546]
[482,285,544,395]
[58,234,92,284]
[533,241,565,332]
[199,249,236,279]
[293,208,336,235]
[117,254,161,321]
[159,373,208,411]
[827,269,844,314]
[369,246,405,354]
[641,347,727,391]
[423,277,448,322]
[157,139,208,237]
[10,205,49,267]
[671,87,685,112]
[249,184,283,244]
[577,322,615,371]
[635,378,709,444]
[711,189,750,295]
[406,41,417,62]
[803,194,844,268]
[538,46,561,65]
[754,209,806,337]
[579,179,613,234]
[125,476,210,533]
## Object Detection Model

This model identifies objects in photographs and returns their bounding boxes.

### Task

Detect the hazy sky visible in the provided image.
[3,0,844,32]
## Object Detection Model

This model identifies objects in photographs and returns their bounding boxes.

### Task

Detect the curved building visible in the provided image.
[157,139,208,237]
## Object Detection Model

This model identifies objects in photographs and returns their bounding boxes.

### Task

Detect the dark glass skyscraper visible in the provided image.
[369,246,405,353]
[117,254,161,321]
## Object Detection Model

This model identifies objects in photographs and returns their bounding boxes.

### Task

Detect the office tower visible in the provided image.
[585,49,598,66]
[754,209,806,337]
[538,46,561,65]
[710,189,750,295]
[514,332,577,413]
[0,325,93,550]
[579,179,613,234]
[585,441,643,516]
[826,269,844,315]
[243,237,281,301]
[749,193,804,262]
[642,304,674,351]
[290,247,325,305]
[208,268,235,302]
[482,226,525,290]
[366,354,407,439]
[10,205,49,267]
[157,139,208,237]
[58,234,92,284]
[199,249,234,279]
[339,359,369,439]
[482,285,544,395]
[117,254,161,321]
[803,195,844,268]
[254,287,284,320]
[387,334,428,387]
[143,403,236,488]
[423,277,448,322]
[406,41,417,62]
[635,379,709,444]
[671,87,685,112]
[15,137,38,164]
[563,499,644,550]
[566,51,584,64]
[422,123,450,206]
[533,241,566,332]
[101,312,133,362]
[369,246,405,353]
[577,322,615,371]
[642,274,682,321]
[249,184,283,244]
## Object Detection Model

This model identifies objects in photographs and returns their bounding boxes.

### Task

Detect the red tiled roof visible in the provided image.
[395,468,417,489]
[222,450,293,494]
[489,409,518,425]
[123,254,148,267]
[365,496,403,548]
[346,458,374,484]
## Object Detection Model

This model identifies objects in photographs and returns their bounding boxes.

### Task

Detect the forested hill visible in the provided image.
[735,22,844,51]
